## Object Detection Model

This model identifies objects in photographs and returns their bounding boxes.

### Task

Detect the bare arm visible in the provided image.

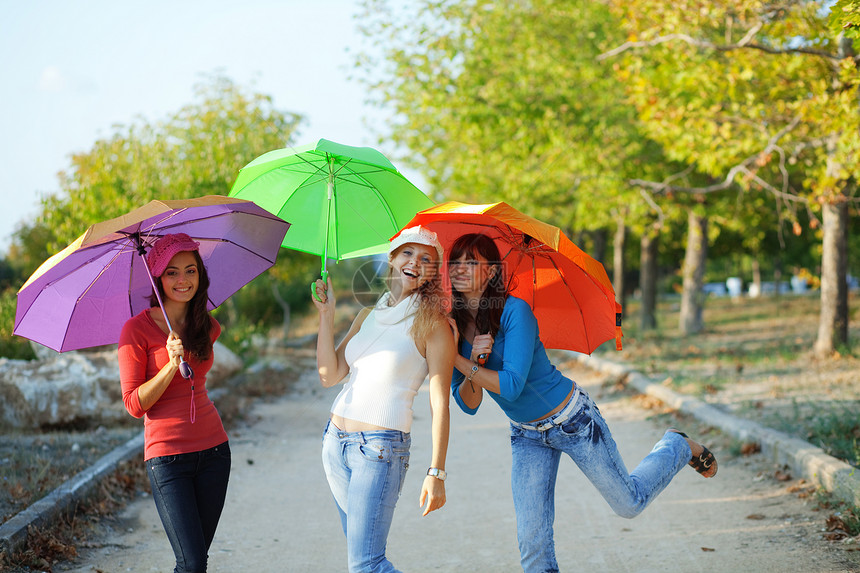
[419,321,455,516]
[313,278,369,388]
[136,331,183,411]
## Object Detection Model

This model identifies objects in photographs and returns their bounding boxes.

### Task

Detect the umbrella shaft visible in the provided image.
[139,252,194,380]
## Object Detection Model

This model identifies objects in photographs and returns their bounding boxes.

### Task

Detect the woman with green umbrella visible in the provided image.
[312,225,455,572]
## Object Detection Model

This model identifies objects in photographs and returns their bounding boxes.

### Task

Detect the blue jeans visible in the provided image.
[509,390,690,573]
[321,420,411,573]
[146,441,231,573]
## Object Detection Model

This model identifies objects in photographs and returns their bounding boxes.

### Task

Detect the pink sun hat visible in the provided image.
[146,233,201,277]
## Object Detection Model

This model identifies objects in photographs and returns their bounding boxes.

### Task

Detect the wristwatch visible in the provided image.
[467,364,479,382]
[426,467,447,481]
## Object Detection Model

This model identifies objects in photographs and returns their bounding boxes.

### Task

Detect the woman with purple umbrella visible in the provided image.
[118,233,230,573]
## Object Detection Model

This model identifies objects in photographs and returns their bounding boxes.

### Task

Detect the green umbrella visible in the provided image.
[228,138,434,296]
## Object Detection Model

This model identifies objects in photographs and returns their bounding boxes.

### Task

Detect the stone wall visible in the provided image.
[0,342,242,429]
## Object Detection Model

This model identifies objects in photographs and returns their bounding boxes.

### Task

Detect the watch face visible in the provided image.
[427,468,447,480]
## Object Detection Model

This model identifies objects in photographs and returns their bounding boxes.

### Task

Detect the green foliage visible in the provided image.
[806,403,860,467]
[830,0,860,39]
[6,223,55,291]
[357,0,679,233]
[612,0,860,209]
[0,289,36,360]
[767,398,860,470]
[357,1,831,307]
[0,258,15,292]
[1,75,309,360]
[211,250,318,359]
[38,74,304,251]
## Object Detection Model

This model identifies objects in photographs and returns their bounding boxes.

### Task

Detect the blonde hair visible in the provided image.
[386,245,449,344]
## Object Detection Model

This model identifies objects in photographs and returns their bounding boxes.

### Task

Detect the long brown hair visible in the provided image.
[449,233,507,345]
[149,250,214,361]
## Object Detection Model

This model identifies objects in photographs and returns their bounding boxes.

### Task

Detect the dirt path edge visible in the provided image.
[573,352,860,507]
[0,432,144,556]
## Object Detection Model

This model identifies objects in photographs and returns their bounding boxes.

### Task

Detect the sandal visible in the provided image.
[670,430,718,478]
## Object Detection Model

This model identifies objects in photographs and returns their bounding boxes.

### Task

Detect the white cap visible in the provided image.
[388,225,444,260]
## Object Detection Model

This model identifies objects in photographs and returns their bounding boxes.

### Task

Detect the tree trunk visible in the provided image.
[613,216,627,316]
[814,197,849,357]
[680,210,708,334]
[640,227,659,331]
[591,228,608,265]
[271,277,291,339]
[751,258,761,295]
[814,36,855,357]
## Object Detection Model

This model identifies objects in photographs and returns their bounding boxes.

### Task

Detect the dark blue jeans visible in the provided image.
[146,441,231,573]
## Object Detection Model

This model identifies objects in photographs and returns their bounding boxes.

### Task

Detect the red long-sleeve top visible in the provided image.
[119,309,228,461]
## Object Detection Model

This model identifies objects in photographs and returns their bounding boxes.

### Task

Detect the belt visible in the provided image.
[511,386,581,432]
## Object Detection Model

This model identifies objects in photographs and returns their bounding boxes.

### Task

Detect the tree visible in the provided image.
[831,0,860,39]
[8,76,313,351]
[605,0,860,355]
[38,75,303,250]
[358,0,699,336]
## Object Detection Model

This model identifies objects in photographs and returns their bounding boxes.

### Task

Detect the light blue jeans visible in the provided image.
[321,420,411,573]
[509,389,691,573]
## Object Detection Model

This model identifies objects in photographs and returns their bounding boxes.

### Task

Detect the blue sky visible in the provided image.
[0,0,414,253]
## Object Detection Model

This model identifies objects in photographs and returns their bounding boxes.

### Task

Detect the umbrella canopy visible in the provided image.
[14,195,290,353]
[227,138,435,281]
[394,201,622,354]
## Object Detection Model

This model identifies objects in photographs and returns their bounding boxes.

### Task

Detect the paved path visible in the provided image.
[58,364,859,572]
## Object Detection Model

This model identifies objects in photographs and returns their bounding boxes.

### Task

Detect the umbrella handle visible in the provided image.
[134,241,195,423]
[179,359,194,379]
[311,269,329,302]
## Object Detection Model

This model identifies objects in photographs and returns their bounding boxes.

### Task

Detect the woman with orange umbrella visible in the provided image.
[446,232,717,573]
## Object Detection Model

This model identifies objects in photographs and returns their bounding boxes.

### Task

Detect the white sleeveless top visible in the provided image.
[330,292,429,433]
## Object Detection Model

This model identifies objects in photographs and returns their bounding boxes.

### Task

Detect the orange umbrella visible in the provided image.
[394,201,622,354]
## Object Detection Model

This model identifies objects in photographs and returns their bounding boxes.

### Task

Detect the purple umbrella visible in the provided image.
[14,195,291,354]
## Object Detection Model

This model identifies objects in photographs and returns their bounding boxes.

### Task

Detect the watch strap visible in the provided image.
[467,364,479,382]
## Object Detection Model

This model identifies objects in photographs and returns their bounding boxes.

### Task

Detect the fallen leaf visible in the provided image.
[740,442,761,456]
[826,514,846,531]
[824,531,848,541]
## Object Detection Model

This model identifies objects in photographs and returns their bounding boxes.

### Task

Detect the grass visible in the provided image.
[606,291,860,469]
[0,425,142,524]
[764,400,860,468]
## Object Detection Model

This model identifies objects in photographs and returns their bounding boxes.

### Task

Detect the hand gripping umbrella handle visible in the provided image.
[311,269,329,302]
[312,176,334,303]
[135,244,196,423]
